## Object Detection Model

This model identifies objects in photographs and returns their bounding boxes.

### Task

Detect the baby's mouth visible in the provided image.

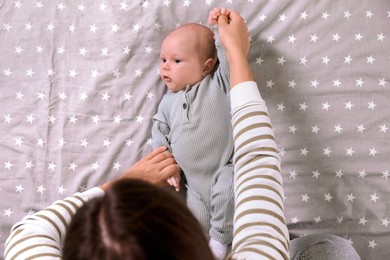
[162,75,171,82]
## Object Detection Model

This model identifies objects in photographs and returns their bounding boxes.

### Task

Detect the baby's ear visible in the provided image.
[203,57,217,76]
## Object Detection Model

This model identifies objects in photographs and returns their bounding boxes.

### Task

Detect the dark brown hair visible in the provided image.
[63,179,214,260]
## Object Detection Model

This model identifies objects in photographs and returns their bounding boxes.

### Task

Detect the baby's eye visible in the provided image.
[174,59,181,64]
[161,58,167,63]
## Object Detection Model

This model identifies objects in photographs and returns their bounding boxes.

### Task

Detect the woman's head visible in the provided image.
[63,179,214,260]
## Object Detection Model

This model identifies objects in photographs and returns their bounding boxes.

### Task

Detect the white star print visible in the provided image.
[123,46,131,54]
[323,147,332,156]
[16,184,24,193]
[58,186,66,195]
[357,124,366,133]
[25,161,34,169]
[136,115,144,123]
[367,101,376,110]
[114,115,122,124]
[299,102,307,111]
[69,162,77,171]
[4,161,13,170]
[333,79,341,87]
[368,240,377,249]
[322,102,331,110]
[300,12,308,20]
[91,115,100,124]
[26,68,34,77]
[381,218,390,227]
[321,11,329,20]
[47,23,55,32]
[289,125,297,134]
[344,10,351,19]
[335,170,344,178]
[36,1,44,9]
[277,103,285,112]
[15,137,24,147]
[382,171,390,180]
[14,1,22,9]
[345,101,354,110]
[310,34,319,43]
[278,13,287,22]
[291,217,299,224]
[69,69,77,78]
[277,56,286,65]
[37,185,46,194]
[68,115,78,124]
[301,193,310,203]
[314,216,322,223]
[369,148,378,157]
[120,2,128,10]
[125,138,133,147]
[256,57,264,65]
[377,33,385,42]
[347,193,356,202]
[359,217,367,226]
[113,162,121,170]
[365,10,373,18]
[379,124,388,133]
[124,92,133,101]
[311,125,320,133]
[113,69,121,78]
[344,55,353,64]
[355,33,364,41]
[267,35,275,44]
[80,138,88,147]
[101,92,110,101]
[4,208,13,217]
[90,24,98,33]
[80,92,88,101]
[48,162,57,171]
[133,24,141,32]
[111,24,119,33]
[336,216,344,224]
[266,80,275,88]
[103,139,111,147]
[288,35,297,44]
[99,3,108,11]
[358,170,367,178]
[3,68,12,76]
[299,56,308,65]
[324,193,333,202]
[300,148,309,156]
[91,162,100,171]
[332,33,341,42]
[346,147,354,156]
[135,68,143,77]
[78,4,86,11]
[183,0,191,7]
[312,170,320,178]
[334,124,343,133]
[289,170,298,179]
[258,14,267,22]
[370,193,379,203]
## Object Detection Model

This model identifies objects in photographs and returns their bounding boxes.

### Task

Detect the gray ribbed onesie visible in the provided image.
[152,29,233,244]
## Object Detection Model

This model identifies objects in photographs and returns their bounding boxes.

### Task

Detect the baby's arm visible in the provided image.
[152,99,181,192]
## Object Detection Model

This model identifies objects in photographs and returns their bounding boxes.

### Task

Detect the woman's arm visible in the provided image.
[4,147,180,259]
[215,9,290,259]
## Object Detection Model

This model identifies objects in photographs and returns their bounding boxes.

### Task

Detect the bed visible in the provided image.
[0,0,389,259]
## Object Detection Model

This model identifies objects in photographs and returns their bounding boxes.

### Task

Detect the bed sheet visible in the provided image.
[0,1,389,259]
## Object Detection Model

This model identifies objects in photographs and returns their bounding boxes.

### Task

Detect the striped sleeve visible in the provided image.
[4,187,104,260]
[230,81,290,260]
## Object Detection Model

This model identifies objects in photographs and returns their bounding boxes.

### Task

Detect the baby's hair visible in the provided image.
[168,23,217,61]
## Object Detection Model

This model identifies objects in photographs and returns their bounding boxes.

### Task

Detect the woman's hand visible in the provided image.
[100,146,181,191]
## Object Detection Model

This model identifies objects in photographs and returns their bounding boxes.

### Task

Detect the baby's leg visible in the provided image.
[210,165,235,244]
[186,185,211,235]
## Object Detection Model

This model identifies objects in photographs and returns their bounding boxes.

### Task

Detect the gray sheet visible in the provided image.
[1,1,389,258]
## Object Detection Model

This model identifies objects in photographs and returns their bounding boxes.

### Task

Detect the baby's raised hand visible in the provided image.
[208,7,231,26]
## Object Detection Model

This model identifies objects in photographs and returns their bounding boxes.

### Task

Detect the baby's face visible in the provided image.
[159,29,206,92]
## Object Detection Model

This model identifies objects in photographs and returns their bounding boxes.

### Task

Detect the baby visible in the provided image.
[152,9,234,259]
